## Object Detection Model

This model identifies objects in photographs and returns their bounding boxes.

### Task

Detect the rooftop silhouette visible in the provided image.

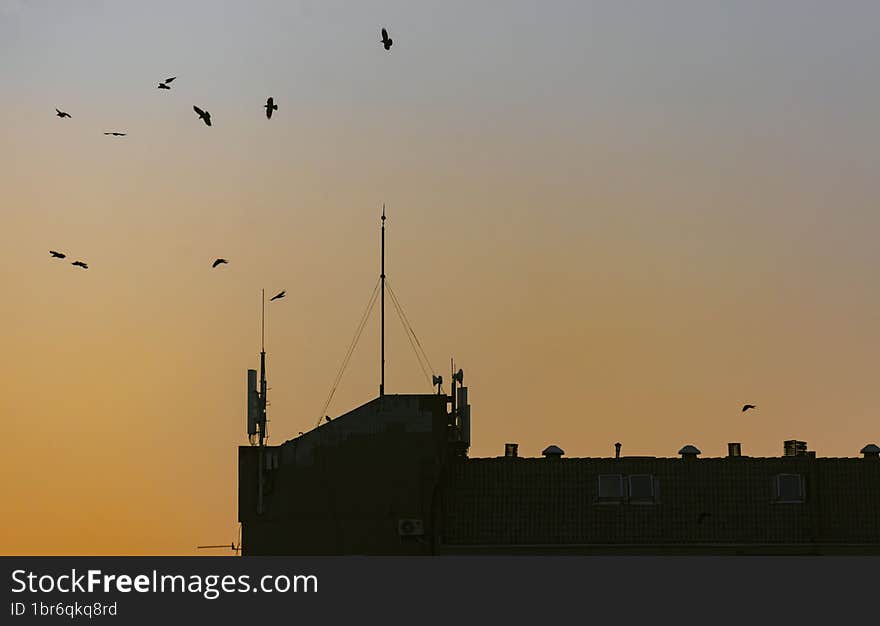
[239,390,880,556]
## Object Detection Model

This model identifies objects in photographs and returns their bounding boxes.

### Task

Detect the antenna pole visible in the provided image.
[258,289,267,515]
[380,204,386,397]
[259,289,267,447]
[451,357,456,428]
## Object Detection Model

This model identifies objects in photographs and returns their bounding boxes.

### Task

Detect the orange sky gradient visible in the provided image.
[2,1,879,554]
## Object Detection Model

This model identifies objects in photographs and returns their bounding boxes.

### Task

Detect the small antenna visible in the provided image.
[259,299,267,447]
[196,543,241,555]
[198,524,242,555]
[450,357,456,428]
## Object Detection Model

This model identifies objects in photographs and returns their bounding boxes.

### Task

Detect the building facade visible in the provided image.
[238,392,880,555]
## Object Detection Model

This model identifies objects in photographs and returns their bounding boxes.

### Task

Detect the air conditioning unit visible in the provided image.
[397,518,424,537]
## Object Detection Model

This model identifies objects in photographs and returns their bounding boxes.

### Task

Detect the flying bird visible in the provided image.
[158,82,171,90]
[49,250,66,259]
[269,290,286,301]
[71,261,88,269]
[380,27,393,51]
[193,105,212,126]
[264,97,277,119]
[742,404,757,412]
[104,132,127,136]
[55,108,71,118]
[164,76,176,84]
[212,258,228,268]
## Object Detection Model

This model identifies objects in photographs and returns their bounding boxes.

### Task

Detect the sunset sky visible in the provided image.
[2,0,879,555]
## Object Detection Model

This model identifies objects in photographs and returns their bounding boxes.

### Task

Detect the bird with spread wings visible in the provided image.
[193,105,212,126]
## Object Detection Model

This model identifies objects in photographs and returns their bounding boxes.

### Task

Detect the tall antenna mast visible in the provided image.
[380,204,386,397]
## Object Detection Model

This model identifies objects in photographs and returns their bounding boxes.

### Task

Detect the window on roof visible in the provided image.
[628,474,655,502]
[774,473,805,503]
[597,474,625,501]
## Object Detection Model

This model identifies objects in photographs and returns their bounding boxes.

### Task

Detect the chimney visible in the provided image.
[860,444,880,459]
[678,444,701,460]
[504,443,519,458]
[542,445,564,459]
[727,442,742,458]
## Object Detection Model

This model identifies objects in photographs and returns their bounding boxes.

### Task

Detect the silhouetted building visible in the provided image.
[238,386,880,555]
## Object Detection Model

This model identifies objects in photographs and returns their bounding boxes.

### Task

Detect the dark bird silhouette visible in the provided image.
[164,76,176,84]
[264,97,277,119]
[742,404,757,412]
[71,261,88,269]
[193,105,212,126]
[49,250,66,259]
[104,132,127,136]
[56,108,71,118]
[212,258,228,268]
[158,82,171,90]
[380,27,393,50]
[269,290,286,301]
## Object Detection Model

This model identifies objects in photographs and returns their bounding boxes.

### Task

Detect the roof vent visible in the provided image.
[504,443,519,458]
[542,445,564,458]
[784,440,808,457]
[678,444,701,459]
[727,442,742,458]
[861,444,880,459]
